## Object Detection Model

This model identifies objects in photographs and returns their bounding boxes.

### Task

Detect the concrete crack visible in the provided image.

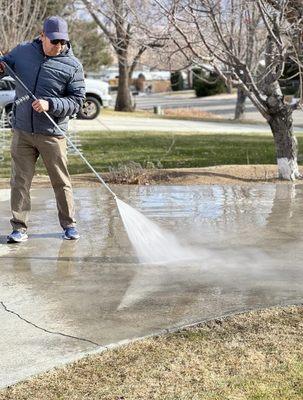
[0,301,100,347]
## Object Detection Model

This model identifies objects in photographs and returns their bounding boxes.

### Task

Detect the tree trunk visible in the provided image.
[234,87,247,120]
[115,55,133,112]
[226,77,233,94]
[268,104,300,180]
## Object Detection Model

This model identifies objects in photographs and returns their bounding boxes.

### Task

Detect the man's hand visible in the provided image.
[32,99,49,113]
[0,62,5,74]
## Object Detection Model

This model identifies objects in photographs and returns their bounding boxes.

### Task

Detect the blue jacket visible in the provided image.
[0,39,85,136]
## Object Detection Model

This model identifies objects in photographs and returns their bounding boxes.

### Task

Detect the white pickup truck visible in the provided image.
[0,76,111,126]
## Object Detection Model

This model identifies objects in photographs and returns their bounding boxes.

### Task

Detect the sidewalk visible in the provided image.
[1,184,303,388]
[70,114,303,135]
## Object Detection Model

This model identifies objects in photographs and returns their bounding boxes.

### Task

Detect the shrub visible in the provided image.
[170,71,184,91]
[279,60,300,96]
[193,68,227,97]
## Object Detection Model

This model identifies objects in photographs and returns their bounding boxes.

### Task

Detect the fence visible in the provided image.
[0,108,10,162]
[0,109,82,160]
[66,127,83,156]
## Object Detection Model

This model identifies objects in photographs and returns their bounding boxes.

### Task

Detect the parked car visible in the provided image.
[78,78,111,119]
[0,77,15,125]
[0,77,111,126]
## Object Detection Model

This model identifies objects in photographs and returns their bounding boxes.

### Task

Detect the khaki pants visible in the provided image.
[10,129,76,231]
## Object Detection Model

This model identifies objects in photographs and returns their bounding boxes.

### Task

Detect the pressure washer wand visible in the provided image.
[1,60,117,200]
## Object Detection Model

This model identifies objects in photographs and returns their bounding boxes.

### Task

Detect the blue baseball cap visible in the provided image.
[43,16,69,41]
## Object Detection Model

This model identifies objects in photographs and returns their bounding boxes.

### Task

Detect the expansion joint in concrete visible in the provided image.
[0,301,100,347]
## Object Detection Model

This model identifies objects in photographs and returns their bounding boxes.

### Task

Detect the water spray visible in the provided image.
[0,58,193,264]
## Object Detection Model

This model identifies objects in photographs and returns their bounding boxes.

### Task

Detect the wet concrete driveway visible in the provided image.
[0,184,303,388]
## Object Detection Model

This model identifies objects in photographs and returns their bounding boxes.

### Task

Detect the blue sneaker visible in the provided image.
[7,230,28,243]
[63,227,80,240]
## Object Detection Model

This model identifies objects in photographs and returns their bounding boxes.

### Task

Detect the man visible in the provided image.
[0,16,86,243]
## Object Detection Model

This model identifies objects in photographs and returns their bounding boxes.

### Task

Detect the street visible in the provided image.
[129,92,303,126]
[70,110,303,135]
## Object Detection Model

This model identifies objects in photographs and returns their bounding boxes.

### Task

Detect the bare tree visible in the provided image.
[0,0,46,53]
[82,0,167,111]
[156,0,303,180]
[195,1,266,120]
[265,0,303,100]
[228,1,266,120]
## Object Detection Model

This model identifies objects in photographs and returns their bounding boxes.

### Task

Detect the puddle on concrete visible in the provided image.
[0,184,303,387]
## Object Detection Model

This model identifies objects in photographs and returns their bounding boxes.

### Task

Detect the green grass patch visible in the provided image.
[2,130,303,178]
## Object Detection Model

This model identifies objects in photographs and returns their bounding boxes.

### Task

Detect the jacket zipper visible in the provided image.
[31,56,47,133]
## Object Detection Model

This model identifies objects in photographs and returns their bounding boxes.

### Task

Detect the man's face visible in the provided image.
[40,33,66,56]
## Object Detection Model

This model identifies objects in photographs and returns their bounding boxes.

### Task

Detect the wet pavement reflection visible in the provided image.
[0,184,303,387]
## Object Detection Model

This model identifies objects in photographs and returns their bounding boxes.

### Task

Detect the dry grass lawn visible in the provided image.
[163,107,223,121]
[0,164,299,188]
[1,305,302,400]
